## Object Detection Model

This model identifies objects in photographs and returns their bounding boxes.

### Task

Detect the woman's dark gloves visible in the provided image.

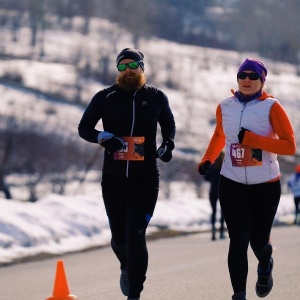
[238,127,249,144]
[156,138,175,162]
[198,161,211,175]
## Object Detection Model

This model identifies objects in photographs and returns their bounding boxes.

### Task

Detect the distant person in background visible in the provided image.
[197,58,296,300]
[204,150,225,240]
[78,48,176,300]
[287,164,300,224]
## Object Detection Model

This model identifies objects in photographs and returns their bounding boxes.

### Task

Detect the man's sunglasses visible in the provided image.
[117,61,142,71]
[237,72,260,80]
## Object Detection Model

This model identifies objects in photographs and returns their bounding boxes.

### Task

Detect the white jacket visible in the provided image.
[220,96,280,184]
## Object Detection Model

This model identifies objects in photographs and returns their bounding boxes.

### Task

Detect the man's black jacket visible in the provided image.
[78,84,176,178]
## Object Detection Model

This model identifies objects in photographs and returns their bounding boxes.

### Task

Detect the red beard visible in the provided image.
[116,72,146,92]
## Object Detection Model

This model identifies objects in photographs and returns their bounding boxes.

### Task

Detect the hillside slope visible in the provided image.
[1,17,299,196]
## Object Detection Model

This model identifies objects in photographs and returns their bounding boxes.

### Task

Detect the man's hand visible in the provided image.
[156,139,174,162]
[101,137,126,154]
[198,161,211,175]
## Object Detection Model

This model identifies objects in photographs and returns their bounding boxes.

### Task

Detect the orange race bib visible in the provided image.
[230,143,262,167]
[113,137,145,161]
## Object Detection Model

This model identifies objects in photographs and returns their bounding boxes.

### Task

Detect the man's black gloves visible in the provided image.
[97,131,126,154]
[238,127,249,144]
[198,161,211,175]
[156,138,175,162]
[101,137,126,154]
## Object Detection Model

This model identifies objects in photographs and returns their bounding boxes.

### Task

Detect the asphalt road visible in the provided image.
[0,226,299,300]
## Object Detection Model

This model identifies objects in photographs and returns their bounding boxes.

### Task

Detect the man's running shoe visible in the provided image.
[256,257,273,298]
[232,291,246,299]
[120,267,129,296]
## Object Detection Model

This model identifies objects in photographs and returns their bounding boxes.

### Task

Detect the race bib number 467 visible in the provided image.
[230,143,262,167]
[113,137,145,161]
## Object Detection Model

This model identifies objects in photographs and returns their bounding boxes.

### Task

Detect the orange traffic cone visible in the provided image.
[46,260,78,300]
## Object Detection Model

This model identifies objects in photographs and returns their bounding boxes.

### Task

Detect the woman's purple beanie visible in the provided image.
[238,58,268,82]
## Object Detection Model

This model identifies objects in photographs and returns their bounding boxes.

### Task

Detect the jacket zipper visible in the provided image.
[240,103,248,184]
[126,90,138,178]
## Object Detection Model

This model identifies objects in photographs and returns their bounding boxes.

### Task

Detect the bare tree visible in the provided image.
[0,112,102,201]
[28,0,45,48]
[0,116,14,199]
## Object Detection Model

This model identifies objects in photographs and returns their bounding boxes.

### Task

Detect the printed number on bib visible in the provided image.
[230,143,262,167]
[113,137,145,161]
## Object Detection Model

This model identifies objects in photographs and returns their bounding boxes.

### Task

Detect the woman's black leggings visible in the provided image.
[101,174,159,297]
[219,175,281,294]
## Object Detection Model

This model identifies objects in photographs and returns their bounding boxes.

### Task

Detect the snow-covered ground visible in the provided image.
[0,191,296,266]
[1,17,300,152]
